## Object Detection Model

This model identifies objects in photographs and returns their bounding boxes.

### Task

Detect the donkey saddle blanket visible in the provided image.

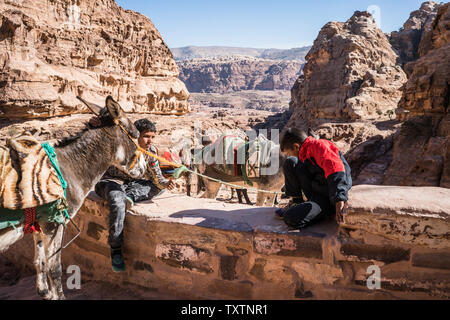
[199,135,247,177]
[0,134,65,210]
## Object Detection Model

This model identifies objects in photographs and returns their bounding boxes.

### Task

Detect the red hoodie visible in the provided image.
[298,137,351,203]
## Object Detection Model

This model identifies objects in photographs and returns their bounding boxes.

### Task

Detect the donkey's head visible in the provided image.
[77,95,145,178]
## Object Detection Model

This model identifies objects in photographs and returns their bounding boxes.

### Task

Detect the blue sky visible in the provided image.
[116,0,427,49]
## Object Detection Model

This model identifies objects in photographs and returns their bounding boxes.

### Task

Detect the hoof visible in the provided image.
[42,292,66,300]
[37,288,50,299]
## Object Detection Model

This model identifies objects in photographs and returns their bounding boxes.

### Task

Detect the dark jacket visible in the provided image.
[298,137,352,204]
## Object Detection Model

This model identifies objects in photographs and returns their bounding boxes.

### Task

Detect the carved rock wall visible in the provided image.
[0,0,190,119]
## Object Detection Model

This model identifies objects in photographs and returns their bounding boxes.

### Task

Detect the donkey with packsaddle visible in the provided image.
[0,96,146,300]
[189,133,286,207]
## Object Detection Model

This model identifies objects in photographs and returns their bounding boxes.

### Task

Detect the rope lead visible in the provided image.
[117,123,285,196]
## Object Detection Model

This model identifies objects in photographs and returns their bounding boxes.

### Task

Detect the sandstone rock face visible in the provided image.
[384,3,450,188]
[288,11,407,124]
[178,57,303,93]
[285,11,408,185]
[345,185,450,249]
[0,0,190,120]
[390,1,440,66]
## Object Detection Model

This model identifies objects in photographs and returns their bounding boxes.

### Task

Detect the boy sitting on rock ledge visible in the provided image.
[276,128,352,228]
[91,118,175,272]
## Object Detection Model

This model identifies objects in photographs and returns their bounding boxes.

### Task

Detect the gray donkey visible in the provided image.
[0,96,145,300]
[192,142,287,207]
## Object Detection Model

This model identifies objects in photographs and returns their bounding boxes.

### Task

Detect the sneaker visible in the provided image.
[111,248,126,272]
[274,198,303,220]
[274,208,285,220]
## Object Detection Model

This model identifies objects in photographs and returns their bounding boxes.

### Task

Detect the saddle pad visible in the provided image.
[0,135,65,210]
[0,199,67,231]
[205,135,246,176]
[247,134,278,167]
[160,150,181,169]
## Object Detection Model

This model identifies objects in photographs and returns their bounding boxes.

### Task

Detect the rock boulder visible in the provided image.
[288,11,407,124]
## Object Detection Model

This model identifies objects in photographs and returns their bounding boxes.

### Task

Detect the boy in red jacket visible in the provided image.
[276,128,352,228]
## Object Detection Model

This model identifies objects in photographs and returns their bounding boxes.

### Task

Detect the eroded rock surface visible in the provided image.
[390,1,441,66]
[344,185,450,249]
[288,11,407,123]
[285,11,409,184]
[385,3,450,188]
[0,0,190,120]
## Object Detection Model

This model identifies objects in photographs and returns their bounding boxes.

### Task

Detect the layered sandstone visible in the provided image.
[384,3,450,188]
[390,1,440,66]
[285,11,409,184]
[0,0,190,120]
[288,11,407,125]
[178,56,303,93]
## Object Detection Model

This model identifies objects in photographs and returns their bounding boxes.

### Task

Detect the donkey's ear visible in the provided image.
[105,96,124,120]
[77,96,102,116]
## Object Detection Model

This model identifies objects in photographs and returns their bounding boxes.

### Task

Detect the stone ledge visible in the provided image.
[2,186,450,299]
[343,185,450,249]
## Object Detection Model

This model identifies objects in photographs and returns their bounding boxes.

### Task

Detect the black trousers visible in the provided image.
[282,157,335,229]
[95,179,162,249]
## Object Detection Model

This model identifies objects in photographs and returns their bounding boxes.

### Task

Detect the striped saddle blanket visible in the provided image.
[0,134,65,210]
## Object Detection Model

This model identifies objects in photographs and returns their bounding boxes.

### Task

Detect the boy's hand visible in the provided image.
[335,201,348,223]
[163,180,175,191]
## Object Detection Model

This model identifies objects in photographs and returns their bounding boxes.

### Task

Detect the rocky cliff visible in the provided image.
[390,1,440,67]
[178,56,303,93]
[286,3,449,189]
[285,10,413,185]
[384,3,450,188]
[288,11,407,125]
[0,0,190,120]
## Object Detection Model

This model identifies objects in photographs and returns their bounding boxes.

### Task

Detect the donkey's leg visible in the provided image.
[236,189,243,203]
[33,231,51,299]
[230,188,235,201]
[0,226,24,253]
[202,180,221,200]
[42,223,66,300]
[265,194,277,207]
[186,172,192,197]
[242,189,253,206]
[256,192,266,207]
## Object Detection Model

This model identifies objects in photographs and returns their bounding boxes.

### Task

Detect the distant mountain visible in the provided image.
[171,46,311,62]
[178,56,303,93]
